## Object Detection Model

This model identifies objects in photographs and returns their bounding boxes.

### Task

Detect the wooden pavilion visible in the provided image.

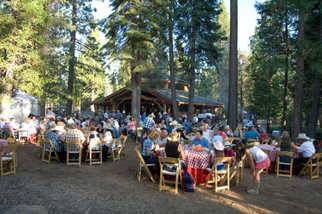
[94,86,222,115]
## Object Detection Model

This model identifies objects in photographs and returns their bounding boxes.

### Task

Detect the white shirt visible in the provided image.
[203,129,212,142]
[211,135,224,151]
[249,146,268,163]
[298,141,315,158]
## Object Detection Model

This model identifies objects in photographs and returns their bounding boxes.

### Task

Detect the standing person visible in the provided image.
[245,141,270,195]
[291,133,315,175]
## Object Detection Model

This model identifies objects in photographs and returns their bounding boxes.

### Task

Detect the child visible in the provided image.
[245,141,270,194]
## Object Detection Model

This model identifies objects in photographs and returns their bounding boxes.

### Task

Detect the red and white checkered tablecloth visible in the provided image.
[184,149,210,169]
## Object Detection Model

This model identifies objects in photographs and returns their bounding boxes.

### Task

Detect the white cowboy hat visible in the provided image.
[213,141,224,151]
[296,133,310,140]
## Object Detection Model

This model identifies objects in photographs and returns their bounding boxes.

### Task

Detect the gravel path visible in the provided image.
[0,143,322,214]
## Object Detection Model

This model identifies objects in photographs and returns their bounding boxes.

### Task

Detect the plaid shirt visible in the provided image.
[62,128,85,144]
[45,130,63,152]
[142,137,155,157]
[143,117,155,130]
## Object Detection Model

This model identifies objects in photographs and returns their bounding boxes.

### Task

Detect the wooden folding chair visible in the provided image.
[276,151,294,178]
[159,157,181,194]
[0,143,17,176]
[134,146,155,183]
[42,139,60,164]
[120,136,128,157]
[207,157,233,192]
[86,139,103,165]
[66,141,82,166]
[300,153,320,180]
[6,136,18,167]
[37,134,45,159]
[112,139,123,161]
[230,154,246,186]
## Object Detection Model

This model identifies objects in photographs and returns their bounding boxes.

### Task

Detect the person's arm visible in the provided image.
[291,142,299,151]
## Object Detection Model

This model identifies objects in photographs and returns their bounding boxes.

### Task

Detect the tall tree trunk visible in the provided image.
[168,0,179,119]
[292,9,305,139]
[66,0,77,115]
[228,0,238,130]
[131,72,141,123]
[281,1,289,130]
[187,0,196,121]
[307,3,321,138]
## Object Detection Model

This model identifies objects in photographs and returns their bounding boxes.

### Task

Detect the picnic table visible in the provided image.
[183,147,211,185]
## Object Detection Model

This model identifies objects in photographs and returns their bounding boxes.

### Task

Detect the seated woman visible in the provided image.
[142,130,159,164]
[279,131,292,152]
[245,141,270,195]
[165,133,182,158]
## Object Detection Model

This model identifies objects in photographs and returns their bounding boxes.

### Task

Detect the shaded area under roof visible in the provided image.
[94,87,222,107]
[155,89,222,106]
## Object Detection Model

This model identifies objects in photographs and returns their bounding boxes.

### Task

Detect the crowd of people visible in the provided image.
[0,108,321,194]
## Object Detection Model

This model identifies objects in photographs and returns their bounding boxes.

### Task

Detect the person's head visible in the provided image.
[167,133,180,144]
[160,128,168,139]
[90,126,96,132]
[148,130,159,141]
[280,131,291,143]
[67,123,77,129]
[202,121,208,130]
[296,133,310,144]
[195,129,203,139]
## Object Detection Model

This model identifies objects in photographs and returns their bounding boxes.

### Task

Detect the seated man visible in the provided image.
[157,128,168,147]
[192,130,209,149]
[142,130,159,164]
[61,123,85,146]
[291,133,316,175]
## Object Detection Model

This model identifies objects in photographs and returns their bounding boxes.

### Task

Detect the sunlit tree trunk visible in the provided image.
[67,0,77,115]
[228,0,238,130]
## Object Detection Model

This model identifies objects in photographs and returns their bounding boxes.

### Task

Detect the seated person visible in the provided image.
[45,123,64,160]
[61,123,85,146]
[157,128,168,147]
[165,133,182,158]
[244,126,260,141]
[192,130,209,149]
[292,133,316,175]
[142,130,159,164]
[211,132,225,157]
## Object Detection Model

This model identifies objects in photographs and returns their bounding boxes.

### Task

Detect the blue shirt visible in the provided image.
[192,137,209,148]
[244,130,259,140]
[143,117,155,130]
[142,137,154,157]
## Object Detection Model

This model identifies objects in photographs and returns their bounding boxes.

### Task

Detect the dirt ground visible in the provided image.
[0,142,322,214]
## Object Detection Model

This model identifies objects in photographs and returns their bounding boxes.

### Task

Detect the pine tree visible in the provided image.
[103,0,159,121]
[176,0,223,120]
